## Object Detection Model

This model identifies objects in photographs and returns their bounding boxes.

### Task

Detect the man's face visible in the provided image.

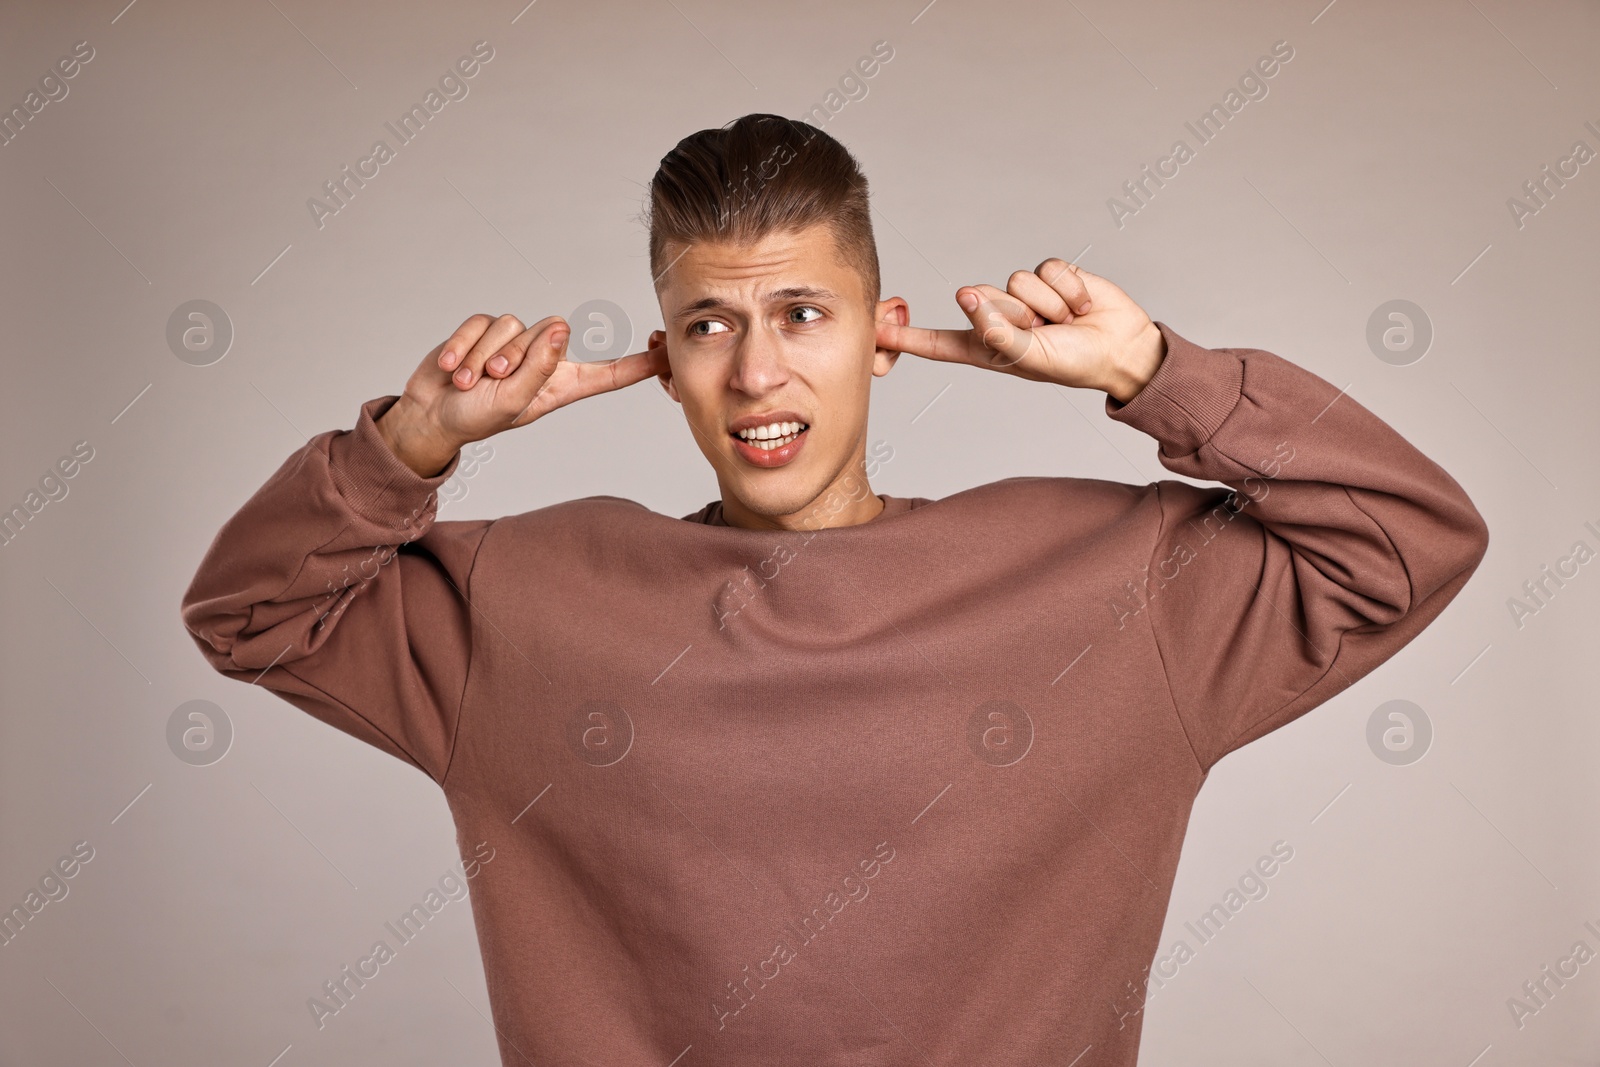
[650,220,908,529]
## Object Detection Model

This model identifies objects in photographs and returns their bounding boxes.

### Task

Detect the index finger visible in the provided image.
[508,339,669,420]
[570,342,670,397]
[875,319,983,364]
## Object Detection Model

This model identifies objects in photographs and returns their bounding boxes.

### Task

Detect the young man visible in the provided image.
[181,113,1489,1065]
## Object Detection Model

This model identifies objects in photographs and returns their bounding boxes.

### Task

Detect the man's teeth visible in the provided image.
[735,421,807,450]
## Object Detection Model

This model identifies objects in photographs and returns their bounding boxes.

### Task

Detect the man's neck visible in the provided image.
[717,481,885,531]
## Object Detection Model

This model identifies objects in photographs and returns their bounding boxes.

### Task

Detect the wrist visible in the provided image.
[376,397,462,478]
[1101,322,1166,405]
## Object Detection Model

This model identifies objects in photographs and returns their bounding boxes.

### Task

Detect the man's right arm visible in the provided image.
[179,394,492,785]
[178,312,668,783]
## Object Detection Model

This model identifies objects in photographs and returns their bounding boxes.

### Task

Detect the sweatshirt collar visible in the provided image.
[685,494,915,528]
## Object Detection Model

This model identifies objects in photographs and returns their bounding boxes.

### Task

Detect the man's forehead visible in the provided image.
[655,225,856,309]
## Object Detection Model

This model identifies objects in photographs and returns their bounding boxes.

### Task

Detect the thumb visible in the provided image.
[496,318,570,413]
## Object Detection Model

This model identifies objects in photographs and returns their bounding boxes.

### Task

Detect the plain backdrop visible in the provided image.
[1,0,1597,1063]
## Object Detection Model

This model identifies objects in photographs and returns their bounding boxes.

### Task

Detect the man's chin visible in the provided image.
[718,477,832,529]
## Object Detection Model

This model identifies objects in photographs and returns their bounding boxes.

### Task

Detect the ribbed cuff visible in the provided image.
[1104,320,1244,457]
[327,395,463,525]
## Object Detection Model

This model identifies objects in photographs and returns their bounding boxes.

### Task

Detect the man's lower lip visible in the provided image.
[730,429,808,467]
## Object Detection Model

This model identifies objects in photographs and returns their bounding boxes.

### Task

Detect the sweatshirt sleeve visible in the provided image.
[1104,321,1490,774]
[179,395,494,786]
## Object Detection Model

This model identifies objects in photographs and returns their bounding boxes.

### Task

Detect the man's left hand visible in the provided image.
[875,259,1166,404]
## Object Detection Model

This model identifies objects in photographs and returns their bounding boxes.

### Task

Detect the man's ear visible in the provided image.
[649,329,680,402]
[872,297,909,378]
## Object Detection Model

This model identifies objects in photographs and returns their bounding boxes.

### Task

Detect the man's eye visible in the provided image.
[791,305,823,324]
[690,320,730,336]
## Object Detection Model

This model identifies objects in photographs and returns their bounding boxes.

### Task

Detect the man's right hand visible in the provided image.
[377,313,669,477]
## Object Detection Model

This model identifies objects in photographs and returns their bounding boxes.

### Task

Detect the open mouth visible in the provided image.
[732,421,808,450]
[728,419,810,467]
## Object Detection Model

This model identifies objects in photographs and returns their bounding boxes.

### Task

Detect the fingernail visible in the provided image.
[551,331,569,349]
[1080,300,1092,311]
[441,348,456,368]
[958,290,978,312]
[455,367,473,386]
[488,355,508,374]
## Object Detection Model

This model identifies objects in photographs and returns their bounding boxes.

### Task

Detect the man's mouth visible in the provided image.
[732,420,808,450]
[728,415,810,467]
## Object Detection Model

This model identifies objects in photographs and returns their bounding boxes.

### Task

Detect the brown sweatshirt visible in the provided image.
[180,321,1489,1065]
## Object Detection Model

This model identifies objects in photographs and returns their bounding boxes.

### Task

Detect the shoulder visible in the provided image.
[485,494,653,536]
[432,495,654,564]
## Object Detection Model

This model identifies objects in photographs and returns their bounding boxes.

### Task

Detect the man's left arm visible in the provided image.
[878,260,1492,773]
[1102,320,1490,772]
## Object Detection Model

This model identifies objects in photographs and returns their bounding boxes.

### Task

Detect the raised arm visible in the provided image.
[877,260,1491,774]
[1105,322,1489,772]
[180,313,669,784]
[180,397,490,782]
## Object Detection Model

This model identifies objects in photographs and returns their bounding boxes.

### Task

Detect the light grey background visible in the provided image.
[2,0,1597,1063]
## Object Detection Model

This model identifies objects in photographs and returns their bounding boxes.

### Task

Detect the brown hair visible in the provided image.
[643,113,880,311]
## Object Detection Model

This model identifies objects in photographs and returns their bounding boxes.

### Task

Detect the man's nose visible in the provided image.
[730,325,789,392]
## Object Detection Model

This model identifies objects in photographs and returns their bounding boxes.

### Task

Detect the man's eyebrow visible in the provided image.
[672,286,840,321]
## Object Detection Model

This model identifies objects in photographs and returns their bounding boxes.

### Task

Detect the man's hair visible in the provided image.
[643,113,880,311]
